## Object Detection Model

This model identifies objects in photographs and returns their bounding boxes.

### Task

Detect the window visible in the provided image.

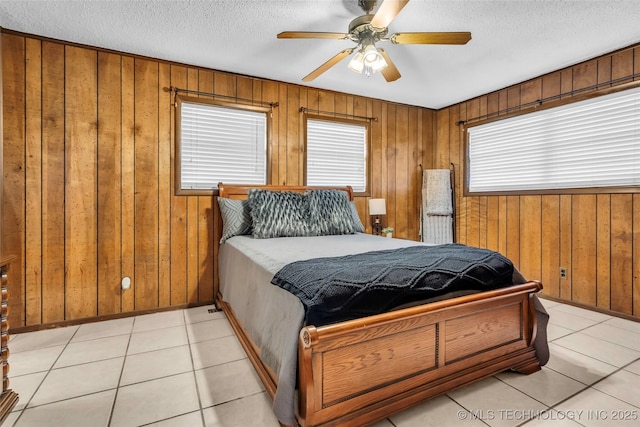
[176,96,269,194]
[466,85,640,195]
[305,116,370,194]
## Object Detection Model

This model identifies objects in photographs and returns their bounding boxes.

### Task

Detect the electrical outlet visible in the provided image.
[560,268,567,279]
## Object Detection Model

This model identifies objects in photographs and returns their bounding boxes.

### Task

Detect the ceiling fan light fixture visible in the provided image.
[348,51,365,73]
[363,45,387,72]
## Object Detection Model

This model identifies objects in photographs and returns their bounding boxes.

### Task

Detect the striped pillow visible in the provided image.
[249,189,311,239]
[217,197,252,243]
[306,190,356,236]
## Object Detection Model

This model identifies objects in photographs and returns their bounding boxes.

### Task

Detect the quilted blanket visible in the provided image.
[271,243,514,326]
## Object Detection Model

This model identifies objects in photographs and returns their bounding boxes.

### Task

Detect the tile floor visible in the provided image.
[2,298,640,426]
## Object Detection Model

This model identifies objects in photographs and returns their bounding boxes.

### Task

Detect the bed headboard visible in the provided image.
[213,183,354,305]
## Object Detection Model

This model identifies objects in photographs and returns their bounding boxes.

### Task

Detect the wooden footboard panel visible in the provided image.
[297,282,542,427]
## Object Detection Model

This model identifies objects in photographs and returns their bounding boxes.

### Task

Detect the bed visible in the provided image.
[213,184,548,427]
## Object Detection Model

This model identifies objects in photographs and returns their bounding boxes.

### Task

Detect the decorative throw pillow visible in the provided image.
[249,189,311,239]
[217,197,252,243]
[349,201,365,233]
[306,190,356,236]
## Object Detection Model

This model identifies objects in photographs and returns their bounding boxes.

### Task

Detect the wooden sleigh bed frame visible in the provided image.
[213,184,543,427]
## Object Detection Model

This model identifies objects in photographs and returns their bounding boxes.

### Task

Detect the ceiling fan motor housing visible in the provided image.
[349,14,388,45]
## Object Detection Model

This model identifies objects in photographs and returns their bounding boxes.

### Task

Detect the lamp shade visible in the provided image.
[369,198,386,215]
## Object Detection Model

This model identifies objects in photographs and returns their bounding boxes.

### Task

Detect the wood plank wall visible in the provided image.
[436,43,640,319]
[1,32,433,329]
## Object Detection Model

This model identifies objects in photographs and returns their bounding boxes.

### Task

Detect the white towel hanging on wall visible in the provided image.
[421,168,454,244]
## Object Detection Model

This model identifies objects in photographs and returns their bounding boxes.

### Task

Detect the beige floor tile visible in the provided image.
[10,327,78,354]
[538,298,562,309]
[368,419,394,427]
[146,411,204,427]
[556,387,640,427]
[120,345,193,386]
[547,324,574,341]
[202,392,279,427]
[592,369,640,407]
[547,308,600,331]
[71,317,133,342]
[184,305,225,324]
[127,325,188,355]
[581,323,640,351]
[186,318,235,344]
[602,317,640,335]
[54,334,129,368]
[191,335,246,370]
[110,372,200,427]
[388,394,486,427]
[553,332,640,367]
[27,357,123,407]
[447,377,547,427]
[9,345,65,377]
[8,372,47,411]
[15,389,115,427]
[496,368,586,406]
[195,359,264,408]
[545,343,618,385]
[133,310,185,333]
[1,410,21,427]
[624,359,640,375]
[551,305,612,322]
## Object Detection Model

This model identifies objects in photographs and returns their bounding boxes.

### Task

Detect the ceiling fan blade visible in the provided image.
[278,31,349,40]
[378,49,401,82]
[370,0,410,29]
[391,32,472,45]
[302,49,354,82]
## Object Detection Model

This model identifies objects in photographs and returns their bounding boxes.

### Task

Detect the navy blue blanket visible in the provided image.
[271,244,514,326]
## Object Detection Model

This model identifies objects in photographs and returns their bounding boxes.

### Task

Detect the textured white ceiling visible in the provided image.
[2,0,640,109]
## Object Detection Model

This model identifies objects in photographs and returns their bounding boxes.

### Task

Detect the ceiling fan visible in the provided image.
[277,0,471,83]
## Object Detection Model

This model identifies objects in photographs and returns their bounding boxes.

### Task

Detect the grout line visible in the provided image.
[106,316,134,426]
[183,308,207,426]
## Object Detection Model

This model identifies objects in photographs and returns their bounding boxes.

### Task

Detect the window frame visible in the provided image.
[175,95,272,196]
[464,81,640,196]
[303,114,371,196]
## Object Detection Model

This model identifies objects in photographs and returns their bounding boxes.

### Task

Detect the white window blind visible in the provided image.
[306,119,368,192]
[467,85,640,193]
[180,101,267,190]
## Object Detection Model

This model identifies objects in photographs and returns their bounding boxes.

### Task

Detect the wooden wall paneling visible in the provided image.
[486,197,499,252]
[597,57,612,90]
[2,34,26,328]
[121,56,135,313]
[611,49,633,86]
[505,196,520,267]
[596,194,611,309]
[395,106,409,238]
[570,195,597,306]
[158,63,172,306]
[559,195,572,300]
[610,194,633,314]
[298,87,308,187]
[169,65,188,305]
[64,46,98,320]
[465,100,480,248]
[635,46,640,80]
[369,100,383,234]
[518,196,541,283]
[277,84,289,186]
[25,38,42,325]
[97,51,123,316]
[133,59,160,310]
[435,108,449,169]
[352,97,368,228]
[185,68,199,304]
[385,104,396,234]
[408,107,420,240]
[453,104,465,245]
[572,60,597,91]
[286,85,300,187]
[379,103,388,213]
[263,80,279,185]
[634,194,640,317]
[541,196,560,298]
[40,41,66,323]
[196,69,214,303]
[498,196,507,260]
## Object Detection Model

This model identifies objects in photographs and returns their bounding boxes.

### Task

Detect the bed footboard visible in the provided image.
[296,281,542,427]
